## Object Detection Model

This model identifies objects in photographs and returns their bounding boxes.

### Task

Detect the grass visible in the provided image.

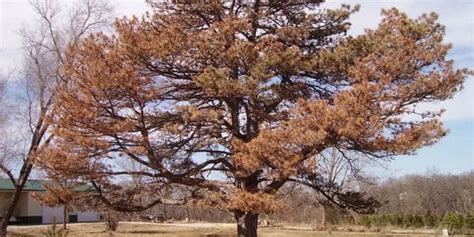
[8,222,231,237]
[6,222,439,237]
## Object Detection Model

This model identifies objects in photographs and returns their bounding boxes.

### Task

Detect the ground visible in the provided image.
[6,222,438,237]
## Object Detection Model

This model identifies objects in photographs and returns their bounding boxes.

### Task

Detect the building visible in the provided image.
[0,179,101,224]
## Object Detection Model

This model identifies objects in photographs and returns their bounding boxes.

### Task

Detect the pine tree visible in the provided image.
[43,1,470,236]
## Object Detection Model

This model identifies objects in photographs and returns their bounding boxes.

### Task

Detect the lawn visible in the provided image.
[7,222,437,237]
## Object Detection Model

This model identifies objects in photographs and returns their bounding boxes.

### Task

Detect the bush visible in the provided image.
[391,214,403,226]
[403,214,414,228]
[413,215,424,228]
[103,209,120,231]
[357,213,442,228]
[442,212,464,231]
[423,213,437,227]
[358,216,372,228]
[356,213,472,229]
[42,220,69,237]
[463,213,474,229]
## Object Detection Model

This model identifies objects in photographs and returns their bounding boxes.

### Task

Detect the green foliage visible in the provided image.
[359,215,372,227]
[423,213,437,227]
[464,213,474,229]
[441,212,474,231]
[413,215,424,228]
[403,214,413,228]
[356,213,442,228]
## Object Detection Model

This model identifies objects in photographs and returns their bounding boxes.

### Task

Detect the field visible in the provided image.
[6,222,439,237]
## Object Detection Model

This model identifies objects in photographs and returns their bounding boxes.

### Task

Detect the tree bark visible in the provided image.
[186,206,190,222]
[63,204,67,230]
[0,163,33,237]
[163,204,167,220]
[236,211,258,237]
[320,205,326,228]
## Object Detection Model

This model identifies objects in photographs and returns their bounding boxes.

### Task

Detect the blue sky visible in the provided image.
[333,0,474,176]
[0,0,473,176]
[377,119,474,177]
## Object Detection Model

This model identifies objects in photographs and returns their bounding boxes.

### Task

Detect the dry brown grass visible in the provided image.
[7,222,233,237]
[7,222,436,237]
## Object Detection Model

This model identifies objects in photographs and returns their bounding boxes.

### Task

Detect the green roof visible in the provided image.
[0,179,95,192]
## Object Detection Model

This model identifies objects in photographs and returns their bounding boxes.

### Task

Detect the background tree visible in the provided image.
[0,1,112,236]
[0,72,25,183]
[0,74,5,124]
[0,73,12,179]
[33,180,77,230]
[45,1,470,236]
[372,171,474,216]
[303,148,378,227]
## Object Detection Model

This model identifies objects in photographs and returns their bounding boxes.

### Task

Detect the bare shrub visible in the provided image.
[103,210,119,231]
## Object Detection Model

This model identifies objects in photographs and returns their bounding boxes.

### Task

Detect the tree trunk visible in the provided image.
[320,205,326,228]
[0,163,33,237]
[0,189,21,237]
[163,204,167,220]
[236,211,258,237]
[63,204,67,230]
[186,206,190,222]
[0,107,47,237]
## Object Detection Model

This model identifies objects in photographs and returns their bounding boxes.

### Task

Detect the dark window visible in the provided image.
[69,215,78,223]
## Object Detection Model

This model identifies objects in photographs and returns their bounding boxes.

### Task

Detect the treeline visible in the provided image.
[130,204,234,223]
[271,171,474,227]
[353,212,474,234]
[357,212,474,229]
[130,171,474,229]
[368,171,474,216]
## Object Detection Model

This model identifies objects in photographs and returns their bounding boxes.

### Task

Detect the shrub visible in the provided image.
[423,213,437,227]
[403,214,414,228]
[103,209,120,231]
[442,212,464,231]
[463,213,474,229]
[413,215,424,228]
[42,220,69,237]
[359,216,372,228]
[392,214,403,227]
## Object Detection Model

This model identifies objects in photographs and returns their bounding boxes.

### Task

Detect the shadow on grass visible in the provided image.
[121,230,167,234]
[202,233,236,237]
[8,233,36,237]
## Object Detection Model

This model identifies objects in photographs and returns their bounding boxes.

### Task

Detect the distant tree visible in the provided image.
[33,180,77,230]
[0,74,10,178]
[295,148,379,227]
[103,209,119,231]
[0,73,22,182]
[0,74,5,122]
[464,213,474,229]
[44,1,469,236]
[0,1,113,236]
[373,171,474,216]
[443,212,464,231]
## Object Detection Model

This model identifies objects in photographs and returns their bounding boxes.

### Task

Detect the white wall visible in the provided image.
[27,193,42,216]
[77,211,100,222]
[42,205,65,224]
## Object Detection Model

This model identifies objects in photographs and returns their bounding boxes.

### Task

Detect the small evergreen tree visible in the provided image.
[463,213,474,229]
[442,212,464,231]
